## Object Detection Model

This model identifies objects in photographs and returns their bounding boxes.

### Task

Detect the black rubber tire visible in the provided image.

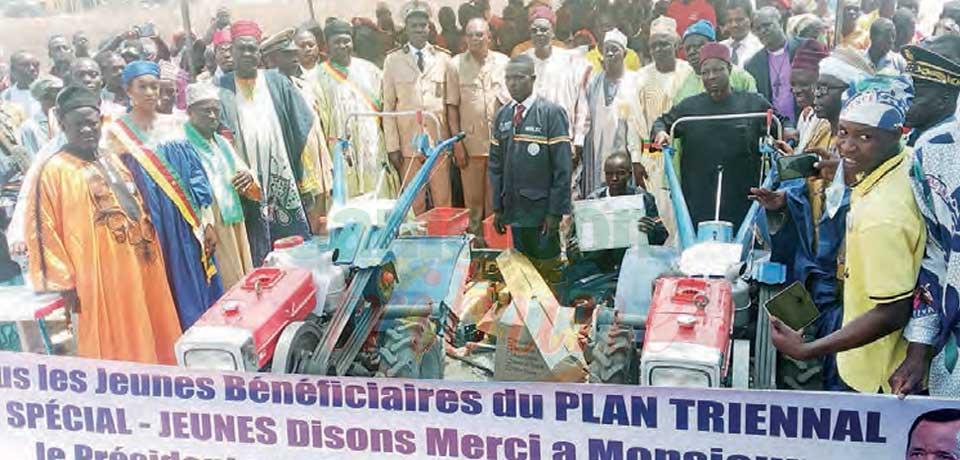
[587,323,638,384]
[376,317,444,379]
[777,353,823,391]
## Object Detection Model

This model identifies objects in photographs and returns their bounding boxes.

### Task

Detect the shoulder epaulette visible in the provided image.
[434,45,452,55]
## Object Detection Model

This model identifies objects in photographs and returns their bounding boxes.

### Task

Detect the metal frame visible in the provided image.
[300,112,466,376]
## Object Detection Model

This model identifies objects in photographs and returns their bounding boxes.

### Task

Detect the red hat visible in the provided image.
[212,29,232,47]
[791,39,829,73]
[528,5,556,26]
[699,42,731,65]
[573,29,597,48]
[230,20,262,41]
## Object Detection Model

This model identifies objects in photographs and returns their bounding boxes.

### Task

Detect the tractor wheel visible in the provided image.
[587,323,638,384]
[377,317,444,379]
[777,354,823,391]
[271,321,323,374]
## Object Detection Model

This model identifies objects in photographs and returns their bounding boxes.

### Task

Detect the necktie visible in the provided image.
[416,50,425,72]
[513,104,525,129]
[731,42,740,66]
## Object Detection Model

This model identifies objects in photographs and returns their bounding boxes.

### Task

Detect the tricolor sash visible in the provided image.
[110,117,217,280]
[322,61,382,112]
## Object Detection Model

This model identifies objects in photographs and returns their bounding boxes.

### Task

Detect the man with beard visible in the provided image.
[888,36,960,398]
[653,43,778,228]
[24,85,181,364]
[634,16,693,245]
[383,1,454,215]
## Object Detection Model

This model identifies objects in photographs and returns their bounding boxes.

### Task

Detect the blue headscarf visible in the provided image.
[840,75,914,132]
[122,60,160,86]
[683,19,716,42]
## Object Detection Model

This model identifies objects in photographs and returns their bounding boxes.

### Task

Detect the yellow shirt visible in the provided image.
[838,151,925,393]
[586,47,643,72]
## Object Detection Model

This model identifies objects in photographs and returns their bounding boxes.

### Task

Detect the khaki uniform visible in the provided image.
[383,43,453,215]
[445,50,510,236]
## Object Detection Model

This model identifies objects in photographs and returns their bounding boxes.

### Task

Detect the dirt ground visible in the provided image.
[0,0,509,65]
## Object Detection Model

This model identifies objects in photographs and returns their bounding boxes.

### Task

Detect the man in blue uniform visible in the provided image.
[489,54,572,281]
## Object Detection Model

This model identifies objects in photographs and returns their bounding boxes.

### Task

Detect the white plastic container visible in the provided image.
[615,245,679,318]
[264,236,347,315]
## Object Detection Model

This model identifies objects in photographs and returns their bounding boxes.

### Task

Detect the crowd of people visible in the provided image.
[0,0,958,400]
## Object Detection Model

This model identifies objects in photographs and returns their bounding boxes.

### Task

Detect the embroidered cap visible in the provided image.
[903,35,960,89]
[186,82,220,107]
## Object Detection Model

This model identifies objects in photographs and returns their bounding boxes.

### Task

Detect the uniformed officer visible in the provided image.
[490,54,572,281]
[261,28,303,79]
[445,17,510,240]
[383,0,454,215]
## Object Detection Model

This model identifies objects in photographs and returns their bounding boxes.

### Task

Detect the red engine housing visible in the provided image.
[642,277,734,375]
[193,267,317,369]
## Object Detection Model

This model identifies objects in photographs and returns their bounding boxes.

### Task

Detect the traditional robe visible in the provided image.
[578,70,644,197]
[906,116,960,397]
[184,122,257,288]
[523,47,591,145]
[315,58,397,198]
[104,115,224,330]
[217,69,321,263]
[766,132,849,390]
[635,60,694,246]
[26,150,181,363]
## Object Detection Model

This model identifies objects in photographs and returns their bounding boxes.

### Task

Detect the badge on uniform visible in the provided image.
[527,143,540,156]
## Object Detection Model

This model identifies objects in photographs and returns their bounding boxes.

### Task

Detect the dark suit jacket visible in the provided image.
[489,98,573,228]
[744,37,805,124]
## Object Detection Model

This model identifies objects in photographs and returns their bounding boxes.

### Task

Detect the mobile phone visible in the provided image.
[777,153,819,181]
[764,282,820,330]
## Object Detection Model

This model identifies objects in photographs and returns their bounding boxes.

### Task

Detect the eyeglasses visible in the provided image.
[530,26,551,34]
[814,83,848,96]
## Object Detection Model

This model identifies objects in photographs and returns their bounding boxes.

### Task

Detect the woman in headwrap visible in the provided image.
[102,60,224,330]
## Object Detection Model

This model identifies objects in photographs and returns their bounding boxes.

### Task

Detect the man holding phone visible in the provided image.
[769,76,924,394]
[750,47,874,391]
